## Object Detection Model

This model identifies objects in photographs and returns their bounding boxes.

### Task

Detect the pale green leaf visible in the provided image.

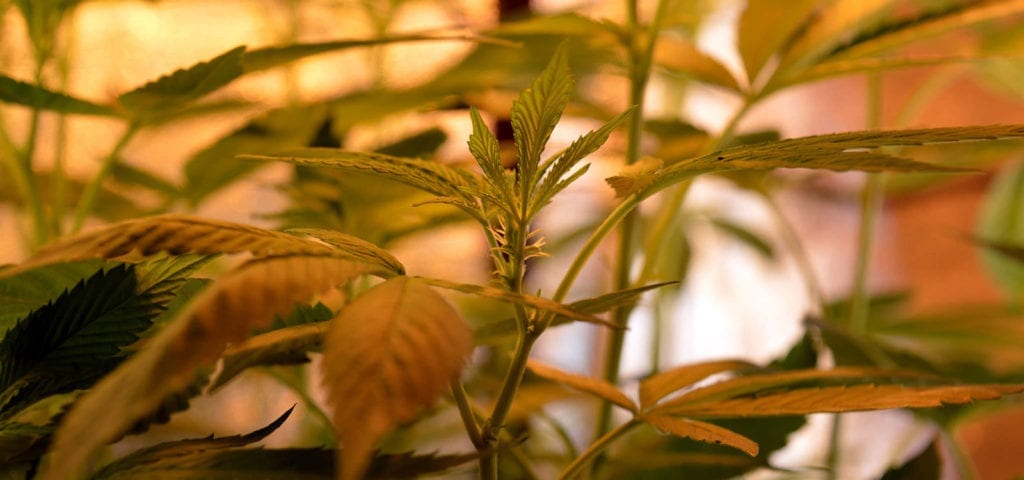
[653,37,741,92]
[828,0,1024,61]
[118,46,246,114]
[527,359,637,413]
[39,254,387,480]
[510,42,574,193]
[0,74,118,116]
[468,106,511,206]
[289,228,404,275]
[2,214,340,279]
[637,125,1024,199]
[419,277,617,329]
[978,160,1024,295]
[209,322,329,391]
[184,105,328,206]
[737,0,819,85]
[639,360,758,410]
[322,277,473,480]
[782,53,1014,87]
[242,34,504,73]
[642,414,759,457]
[658,383,1024,418]
[92,407,294,478]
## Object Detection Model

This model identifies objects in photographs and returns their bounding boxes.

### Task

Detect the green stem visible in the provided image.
[941,427,978,480]
[71,123,139,232]
[451,379,483,448]
[480,331,539,479]
[21,75,48,247]
[558,419,640,480]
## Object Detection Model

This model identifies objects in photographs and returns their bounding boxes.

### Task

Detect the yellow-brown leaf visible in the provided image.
[322,277,473,480]
[639,359,757,410]
[39,254,385,480]
[527,359,637,413]
[643,414,759,457]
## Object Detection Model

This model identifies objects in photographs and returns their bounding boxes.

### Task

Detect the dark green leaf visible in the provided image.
[0,74,118,116]
[375,128,447,158]
[0,420,53,464]
[118,46,246,115]
[978,160,1024,295]
[93,407,294,479]
[0,260,107,332]
[94,448,333,480]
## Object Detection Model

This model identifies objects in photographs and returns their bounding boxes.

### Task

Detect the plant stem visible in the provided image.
[480,331,539,479]
[19,61,50,247]
[71,123,139,232]
[452,379,483,448]
[558,419,639,480]
[761,191,825,316]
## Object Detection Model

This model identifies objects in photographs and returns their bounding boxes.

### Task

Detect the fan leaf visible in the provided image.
[288,228,404,274]
[642,414,759,457]
[639,360,758,410]
[209,321,329,391]
[322,277,473,480]
[39,254,387,480]
[653,37,741,92]
[0,260,107,332]
[527,359,637,413]
[737,0,819,85]
[2,215,355,279]
[0,74,118,116]
[118,46,246,115]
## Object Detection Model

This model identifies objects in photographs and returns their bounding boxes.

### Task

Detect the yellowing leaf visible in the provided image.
[209,322,330,391]
[737,0,819,85]
[643,414,759,457]
[40,254,385,480]
[658,383,1024,418]
[289,228,405,274]
[322,277,473,480]
[653,37,741,92]
[527,360,637,413]
[3,215,345,279]
[639,359,757,409]
[606,157,663,198]
[778,0,897,71]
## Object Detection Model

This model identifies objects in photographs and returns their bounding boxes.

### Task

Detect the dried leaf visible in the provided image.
[737,0,819,84]
[288,228,404,274]
[606,157,664,198]
[643,414,759,457]
[639,360,758,410]
[210,322,330,391]
[322,277,473,480]
[653,37,741,92]
[527,359,637,413]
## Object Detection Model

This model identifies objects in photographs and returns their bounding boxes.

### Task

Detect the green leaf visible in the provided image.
[39,254,388,480]
[3,214,343,279]
[468,106,511,206]
[642,414,759,457]
[118,46,246,115]
[241,149,480,216]
[636,125,1024,200]
[527,359,637,413]
[781,52,1010,87]
[109,161,180,198]
[708,218,775,259]
[978,160,1024,295]
[0,74,118,116]
[241,34,504,73]
[653,37,741,92]
[93,407,294,479]
[531,108,633,214]
[0,260,107,332]
[209,322,328,391]
[184,105,328,205]
[322,277,474,480]
[0,265,151,417]
[94,448,333,480]
[880,438,941,480]
[288,228,404,274]
[737,0,819,85]
[510,42,574,197]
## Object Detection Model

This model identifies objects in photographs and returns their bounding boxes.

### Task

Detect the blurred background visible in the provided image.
[2,0,1024,478]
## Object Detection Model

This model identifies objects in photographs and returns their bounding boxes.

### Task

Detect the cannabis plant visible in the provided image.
[2,1,1024,479]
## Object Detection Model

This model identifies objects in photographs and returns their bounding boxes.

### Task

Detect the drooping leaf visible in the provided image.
[776,0,898,71]
[209,322,329,391]
[880,437,941,480]
[40,254,387,480]
[642,414,759,457]
[94,448,334,480]
[0,74,118,116]
[737,0,819,85]
[0,421,53,464]
[636,125,1024,200]
[639,360,758,410]
[419,277,616,328]
[0,265,158,418]
[3,214,344,279]
[183,105,328,205]
[531,108,633,214]
[241,33,503,72]
[288,228,404,274]
[653,37,741,92]
[92,407,294,479]
[321,277,473,480]
[118,46,246,115]
[526,359,637,413]
[510,42,574,194]
[978,160,1024,295]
